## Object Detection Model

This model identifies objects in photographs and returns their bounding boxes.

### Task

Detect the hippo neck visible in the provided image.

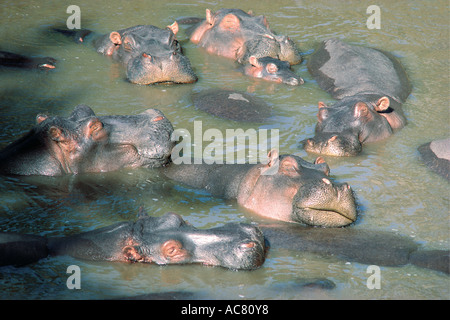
[163,162,256,200]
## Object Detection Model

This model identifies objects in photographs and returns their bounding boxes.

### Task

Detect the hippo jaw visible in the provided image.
[292,179,358,227]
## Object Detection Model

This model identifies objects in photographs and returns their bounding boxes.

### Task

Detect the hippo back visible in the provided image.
[308,39,411,103]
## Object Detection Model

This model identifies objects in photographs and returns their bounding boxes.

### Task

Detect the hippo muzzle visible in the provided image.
[99,109,175,168]
[292,178,358,227]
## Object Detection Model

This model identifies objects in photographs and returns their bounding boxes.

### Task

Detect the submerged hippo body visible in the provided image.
[0,104,174,176]
[2,215,447,275]
[192,89,272,122]
[418,138,450,181]
[55,23,197,85]
[261,224,449,274]
[0,212,266,270]
[304,39,412,156]
[164,151,357,227]
[185,8,303,85]
[0,51,56,70]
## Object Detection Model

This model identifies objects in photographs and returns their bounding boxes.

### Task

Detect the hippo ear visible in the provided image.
[36,114,48,124]
[375,96,390,112]
[317,104,329,123]
[206,9,214,25]
[256,15,270,28]
[249,56,260,67]
[219,13,240,31]
[167,21,179,35]
[279,156,301,177]
[318,101,328,109]
[161,240,189,263]
[109,31,122,45]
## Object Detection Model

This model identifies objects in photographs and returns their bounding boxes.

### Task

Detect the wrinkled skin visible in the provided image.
[418,138,450,181]
[56,23,197,85]
[243,56,304,86]
[188,9,302,65]
[0,212,266,270]
[0,50,56,70]
[304,39,411,156]
[164,150,357,227]
[0,104,174,176]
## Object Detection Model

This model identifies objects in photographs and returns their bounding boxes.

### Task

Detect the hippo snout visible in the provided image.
[292,179,358,227]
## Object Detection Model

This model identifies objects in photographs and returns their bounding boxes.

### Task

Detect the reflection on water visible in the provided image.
[0,0,448,299]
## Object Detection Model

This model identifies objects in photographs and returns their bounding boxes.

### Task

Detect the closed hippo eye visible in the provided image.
[161,239,189,262]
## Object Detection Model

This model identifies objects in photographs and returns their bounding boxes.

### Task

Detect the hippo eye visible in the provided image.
[266,63,278,73]
[123,41,132,51]
[142,53,152,61]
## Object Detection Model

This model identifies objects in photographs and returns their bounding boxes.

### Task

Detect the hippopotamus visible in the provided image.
[182,8,303,85]
[192,89,272,122]
[0,104,174,176]
[0,50,56,70]
[242,56,303,86]
[54,22,197,85]
[0,212,266,271]
[163,150,358,227]
[2,213,448,275]
[303,39,412,156]
[418,138,450,181]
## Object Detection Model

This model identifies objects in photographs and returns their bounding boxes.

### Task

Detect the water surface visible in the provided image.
[0,0,448,299]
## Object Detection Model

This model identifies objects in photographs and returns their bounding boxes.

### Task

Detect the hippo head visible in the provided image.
[0,105,174,176]
[244,56,304,86]
[49,212,266,270]
[302,96,404,156]
[302,131,362,157]
[131,213,266,270]
[98,23,197,85]
[190,8,302,65]
[237,151,357,227]
[239,34,302,66]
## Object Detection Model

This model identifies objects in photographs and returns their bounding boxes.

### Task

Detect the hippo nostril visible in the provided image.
[240,242,256,249]
[152,116,164,122]
[142,53,151,59]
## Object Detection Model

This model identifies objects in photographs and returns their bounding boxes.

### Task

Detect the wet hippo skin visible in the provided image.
[304,39,412,156]
[0,104,174,176]
[418,138,450,181]
[164,150,358,227]
[54,23,197,85]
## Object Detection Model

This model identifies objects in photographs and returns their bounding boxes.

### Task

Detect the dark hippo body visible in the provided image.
[0,212,266,270]
[55,23,197,85]
[1,216,448,275]
[0,104,174,176]
[260,224,449,274]
[185,8,303,85]
[304,39,412,156]
[164,150,358,227]
[0,51,56,70]
[418,138,450,181]
[192,89,272,122]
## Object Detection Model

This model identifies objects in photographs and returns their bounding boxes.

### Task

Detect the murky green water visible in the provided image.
[0,0,448,300]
